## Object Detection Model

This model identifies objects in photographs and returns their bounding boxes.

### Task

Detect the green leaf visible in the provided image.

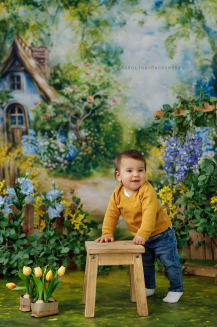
[19,233,26,239]
[60,247,70,254]
[186,191,194,197]
[28,235,35,242]
[63,220,71,227]
[197,226,203,233]
[11,287,26,291]
[32,275,44,299]
[198,175,206,181]
[209,97,217,102]
[196,110,204,117]
[182,267,188,274]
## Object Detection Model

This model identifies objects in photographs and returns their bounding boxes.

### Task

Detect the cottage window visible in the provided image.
[9,75,22,91]
[9,105,24,126]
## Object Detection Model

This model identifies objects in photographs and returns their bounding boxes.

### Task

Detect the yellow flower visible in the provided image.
[23,266,32,276]
[46,270,53,282]
[34,267,42,278]
[57,266,66,277]
[35,196,42,203]
[6,283,16,289]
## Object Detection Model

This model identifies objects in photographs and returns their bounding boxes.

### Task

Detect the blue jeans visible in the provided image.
[142,226,184,292]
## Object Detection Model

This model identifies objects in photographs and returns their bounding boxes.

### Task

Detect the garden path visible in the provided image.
[38,171,119,216]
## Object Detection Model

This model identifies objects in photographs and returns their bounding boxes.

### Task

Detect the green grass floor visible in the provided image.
[0,267,217,327]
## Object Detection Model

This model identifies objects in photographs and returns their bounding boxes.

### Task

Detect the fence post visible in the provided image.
[22,204,34,239]
[4,161,9,188]
[13,156,18,182]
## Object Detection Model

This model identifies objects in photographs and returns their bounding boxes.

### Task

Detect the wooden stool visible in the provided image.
[82,241,148,318]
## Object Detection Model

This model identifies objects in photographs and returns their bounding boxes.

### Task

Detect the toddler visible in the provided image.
[95,149,184,303]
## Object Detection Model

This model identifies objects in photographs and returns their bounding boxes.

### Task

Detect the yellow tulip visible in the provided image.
[57,266,66,277]
[34,267,42,278]
[46,270,53,282]
[23,266,32,276]
[6,283,16,289]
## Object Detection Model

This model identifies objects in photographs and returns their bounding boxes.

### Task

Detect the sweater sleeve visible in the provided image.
[102,191,120,237]
[136,183,158,240]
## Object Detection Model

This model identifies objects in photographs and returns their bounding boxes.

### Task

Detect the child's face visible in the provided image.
[115,157,146,195]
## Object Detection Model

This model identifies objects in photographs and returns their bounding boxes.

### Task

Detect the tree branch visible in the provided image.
[0,32,8,54]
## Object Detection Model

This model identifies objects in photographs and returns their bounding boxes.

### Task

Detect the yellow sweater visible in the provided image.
[102,181,171,240]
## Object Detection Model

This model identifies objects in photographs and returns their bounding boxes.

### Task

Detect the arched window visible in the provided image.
[9,75,22,91]
[9,105,25,127]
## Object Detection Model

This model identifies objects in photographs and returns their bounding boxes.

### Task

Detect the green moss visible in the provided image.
[1,267,217,326]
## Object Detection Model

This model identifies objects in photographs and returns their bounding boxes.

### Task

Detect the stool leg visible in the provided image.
[85,254,99,318]
[82,252,89,304]
[133,254,148,316]
[128,265,136,302]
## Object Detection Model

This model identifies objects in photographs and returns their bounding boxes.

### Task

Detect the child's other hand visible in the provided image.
[133,234,146,245]
[94,236,114,243]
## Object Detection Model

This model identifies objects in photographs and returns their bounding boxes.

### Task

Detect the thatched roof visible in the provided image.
[0,37,57,102]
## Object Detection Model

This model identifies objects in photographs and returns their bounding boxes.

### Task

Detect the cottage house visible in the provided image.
[0,35,57,146]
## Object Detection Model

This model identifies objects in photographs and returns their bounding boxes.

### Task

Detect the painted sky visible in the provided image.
[45,0,216,128]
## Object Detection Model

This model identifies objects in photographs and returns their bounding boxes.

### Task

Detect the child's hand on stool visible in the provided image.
[94,236,114,243]
[133,234,146,245]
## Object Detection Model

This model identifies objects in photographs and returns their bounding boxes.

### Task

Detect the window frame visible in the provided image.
[9,105,25,128]
[8,74,23,92]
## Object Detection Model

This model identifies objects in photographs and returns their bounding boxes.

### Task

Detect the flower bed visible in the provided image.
[148,93,217,270]
[0,173,98,276]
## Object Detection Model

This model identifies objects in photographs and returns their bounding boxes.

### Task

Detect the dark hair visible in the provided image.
[114,149,146,176]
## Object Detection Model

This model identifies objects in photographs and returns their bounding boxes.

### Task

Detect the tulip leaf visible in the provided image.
[11,287,26,290]
[32,275,44,299]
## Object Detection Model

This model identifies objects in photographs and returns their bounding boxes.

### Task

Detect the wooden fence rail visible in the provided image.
[8,203,77,239]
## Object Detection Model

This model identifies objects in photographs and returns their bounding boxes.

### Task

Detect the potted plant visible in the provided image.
[6,266,35,312]
[31,265,68,318]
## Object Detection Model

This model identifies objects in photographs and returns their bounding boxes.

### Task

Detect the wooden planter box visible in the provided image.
[19,295,35,312]
[31,300,59,318]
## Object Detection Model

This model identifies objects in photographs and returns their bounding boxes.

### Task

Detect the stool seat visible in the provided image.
[82,241,148,318]
[85,240,146,254]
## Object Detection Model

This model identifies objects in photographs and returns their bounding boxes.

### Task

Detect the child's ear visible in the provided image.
[115,170,122,182]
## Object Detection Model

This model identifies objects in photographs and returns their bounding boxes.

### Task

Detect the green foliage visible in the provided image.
[150,93,217,261]
[0,88,13,107]
[31,62,125,178]
[148,93,217,145]
[0,180,98,276]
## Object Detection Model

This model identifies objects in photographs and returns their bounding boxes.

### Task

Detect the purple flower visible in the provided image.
[163,134,202,184]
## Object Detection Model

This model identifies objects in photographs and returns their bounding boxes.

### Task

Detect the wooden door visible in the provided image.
[7,104,27,146]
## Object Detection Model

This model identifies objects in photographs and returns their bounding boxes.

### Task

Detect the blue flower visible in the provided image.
[66,144,78,160]
[55,202,66,213]
[2,207,13,218]
[47,206,61,219]
[6,188,17,199]
[57,131,68,143]
[46,189,61,201]
[29,129,36,136]
[0,196,5,208]
[20,180,34,195]
[21,133,40,156]
[25,195,35,205]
